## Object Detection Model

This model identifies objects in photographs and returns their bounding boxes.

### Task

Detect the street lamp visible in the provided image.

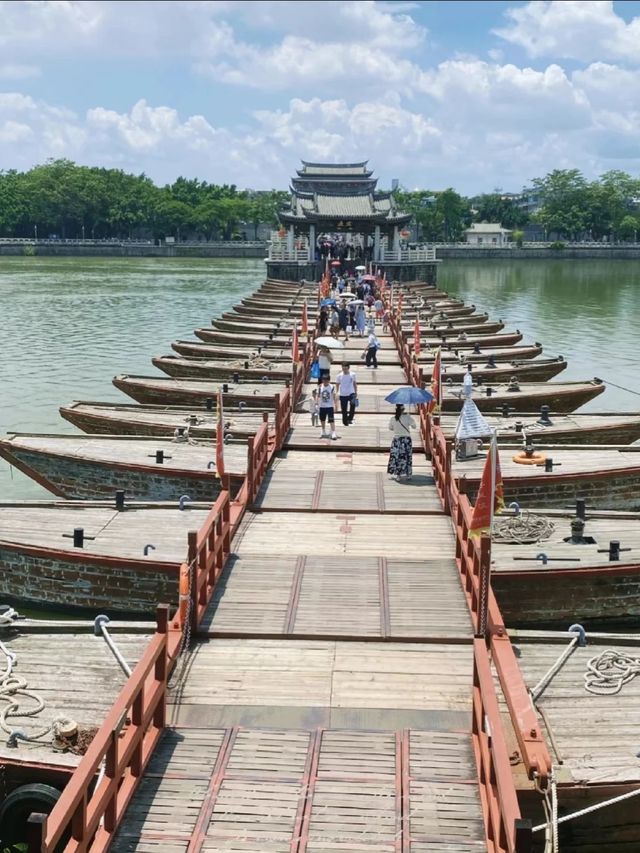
[82,224,85,242]
[34,224,38,241]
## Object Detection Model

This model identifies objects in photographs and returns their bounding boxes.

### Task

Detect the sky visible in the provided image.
[1,0,640,193]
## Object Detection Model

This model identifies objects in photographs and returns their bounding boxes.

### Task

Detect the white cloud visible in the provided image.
[495,0,640,63]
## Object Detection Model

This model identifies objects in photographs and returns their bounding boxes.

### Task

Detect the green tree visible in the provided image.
[532,169,590,239]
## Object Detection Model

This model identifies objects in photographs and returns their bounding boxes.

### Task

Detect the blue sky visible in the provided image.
[1,1,640,193]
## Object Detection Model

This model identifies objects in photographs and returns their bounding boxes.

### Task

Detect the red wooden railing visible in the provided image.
[28,606,170,853]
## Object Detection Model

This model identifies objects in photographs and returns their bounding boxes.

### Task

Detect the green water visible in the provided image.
[0,257,265,500]
[0,257,639,505]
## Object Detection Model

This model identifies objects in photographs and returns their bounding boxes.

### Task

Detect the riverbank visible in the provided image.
[3,240,640,260]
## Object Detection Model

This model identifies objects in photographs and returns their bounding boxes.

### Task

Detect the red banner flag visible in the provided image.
[216,390,225,479]
[414,317,421,356]
[398,292,404,314]
[469,438,505,538]
[291,324,300,363]
[301,301,308,335]
[428,347,441,413]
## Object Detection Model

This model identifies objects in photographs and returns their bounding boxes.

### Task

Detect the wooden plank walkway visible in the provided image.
[111,321,487,851]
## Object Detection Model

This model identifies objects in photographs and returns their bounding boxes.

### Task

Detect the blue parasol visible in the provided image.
[384,386,434,405]
[320,298,337,307]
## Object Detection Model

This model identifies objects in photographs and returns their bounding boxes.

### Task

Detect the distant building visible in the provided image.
[465,223,512,246]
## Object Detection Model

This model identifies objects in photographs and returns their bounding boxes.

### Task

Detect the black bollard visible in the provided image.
[73,527,84,548]
[576,498,586,520]
[539,405,552,425]
[544,458,554,472]
[473,343,480,354]
[222,383,229,393]
[115,490,125,511]
[502,404,510,418]
[244,361,249,370]
[515,420,523,432]
[609,540,620,561]
[486,387,493,397]
[233,372,240,383]
[205,398,213,410]
[155,450,164,464]
[570,518,585,544]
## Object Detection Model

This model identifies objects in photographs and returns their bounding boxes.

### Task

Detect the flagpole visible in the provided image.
[489,429,497,532]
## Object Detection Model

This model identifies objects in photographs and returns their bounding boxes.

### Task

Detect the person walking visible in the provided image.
[387,404,416,480]
[363,330,379,368]
[317,374,338,439]
[337,302,350,341]
[317,345,333,386]
[335,362,358,426]
[355,304,366,337]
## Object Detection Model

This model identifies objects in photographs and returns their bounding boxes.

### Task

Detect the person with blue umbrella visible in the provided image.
[384,387,434,481]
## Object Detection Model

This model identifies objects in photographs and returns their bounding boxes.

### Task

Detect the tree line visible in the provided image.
[0,159,288,241]
[397,169,640,243]
[1,160,639,243]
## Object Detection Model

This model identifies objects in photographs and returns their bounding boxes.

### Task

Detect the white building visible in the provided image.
[464,223,512,246]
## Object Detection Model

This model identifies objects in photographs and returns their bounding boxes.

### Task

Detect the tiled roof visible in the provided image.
[465,223,512,233]
[299,161,369,176]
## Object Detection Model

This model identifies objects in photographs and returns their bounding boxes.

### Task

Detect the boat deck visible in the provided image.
[111,327,488,851]
[501,632,640,786]
[0,625,150,767]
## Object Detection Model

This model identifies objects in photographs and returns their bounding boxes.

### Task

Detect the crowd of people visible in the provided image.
[315,233,374,263]
[309,271,415,481]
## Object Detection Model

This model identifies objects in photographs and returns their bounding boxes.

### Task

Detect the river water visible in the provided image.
[0,257,639,503]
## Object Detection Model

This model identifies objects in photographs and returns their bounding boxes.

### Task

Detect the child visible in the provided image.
[317,375,338,439]
[309,388,320,426]
[382,308,391,333]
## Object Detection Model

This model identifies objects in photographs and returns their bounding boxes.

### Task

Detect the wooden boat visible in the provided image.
[60,401,265,439]
[420,330,524,348]
[194,328,295,346]
[0,434,248,502]
[172,340,302,360]
[152,355,293,381]
[432,344,543,362]
[488,508,640,625]
[319,379,605,414]
[454,444,640,510]
[440,411,640,445]
[415,320,506,336]
[0,500,212,615]
[212,317,296,333]
[113,374,288,408]
[423,356,567,383]
[441,379,605,413]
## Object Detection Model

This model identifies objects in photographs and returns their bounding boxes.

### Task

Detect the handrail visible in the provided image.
[246,419,270,504]
[473,638,532,852]
[28,606,170,853]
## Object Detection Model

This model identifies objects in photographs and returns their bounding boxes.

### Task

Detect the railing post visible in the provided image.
[27,813,47,853]
[247,436,256,503]
[154,604,169,728]
[187,530,198,634]
[443,439,452,515]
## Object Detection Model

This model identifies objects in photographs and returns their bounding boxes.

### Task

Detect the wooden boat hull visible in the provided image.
[462,466,640,512]
[60,402,261,439]
[152,355,291,381]
[423,331,523,348]
[171,341,295,360]
[441,380,605,413]
[113,375,286,408]
[424,357,567,383]
[430,344,543,362]
[0,442,230,502]
[195,328,293,346]
[415,321,505,335]
[494,563,640,626]
[212,318,295,333]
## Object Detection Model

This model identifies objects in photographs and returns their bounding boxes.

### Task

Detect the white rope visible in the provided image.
[584,649,640,695]
[530,636,579,701]
[0,638,51,742]
[533,785,640,833]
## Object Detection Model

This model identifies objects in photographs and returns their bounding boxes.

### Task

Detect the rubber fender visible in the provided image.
[0,783,61,844]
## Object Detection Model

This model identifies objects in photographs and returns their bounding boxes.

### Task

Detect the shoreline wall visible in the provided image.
[1,241,640,260]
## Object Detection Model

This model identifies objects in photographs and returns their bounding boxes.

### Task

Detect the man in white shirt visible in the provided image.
[335,363,358,426]
[363,331,379,368]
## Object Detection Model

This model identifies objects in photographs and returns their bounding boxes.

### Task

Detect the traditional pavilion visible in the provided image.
[266,161,439,283]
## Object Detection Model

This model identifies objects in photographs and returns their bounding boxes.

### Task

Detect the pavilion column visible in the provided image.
[374,225,381,262]
[288,224,295,254]
[309,223,315,262]
[393,225,400,260]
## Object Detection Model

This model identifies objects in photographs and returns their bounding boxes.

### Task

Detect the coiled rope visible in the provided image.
[0,638,51,742]
[493,510,555,544]
[584,649,640,695]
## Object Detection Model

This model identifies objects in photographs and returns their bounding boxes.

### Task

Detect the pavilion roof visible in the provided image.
[298,161,372,177]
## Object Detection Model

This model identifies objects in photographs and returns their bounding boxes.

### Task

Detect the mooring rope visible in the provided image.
[595,378,640,398]
[584,649,640,695]
[492,510,555,544]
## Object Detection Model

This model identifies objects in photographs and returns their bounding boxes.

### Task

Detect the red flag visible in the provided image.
[291,324,300,363]
[215,390,225,479]
[428,347,441,413]
[414,317,421,356]
[398,292,404,314]
[301,301,308,335]
[469,438,504,537]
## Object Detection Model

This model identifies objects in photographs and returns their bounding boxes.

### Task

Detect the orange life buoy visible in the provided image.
[177,564,190,627]
[512,451,547,465]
